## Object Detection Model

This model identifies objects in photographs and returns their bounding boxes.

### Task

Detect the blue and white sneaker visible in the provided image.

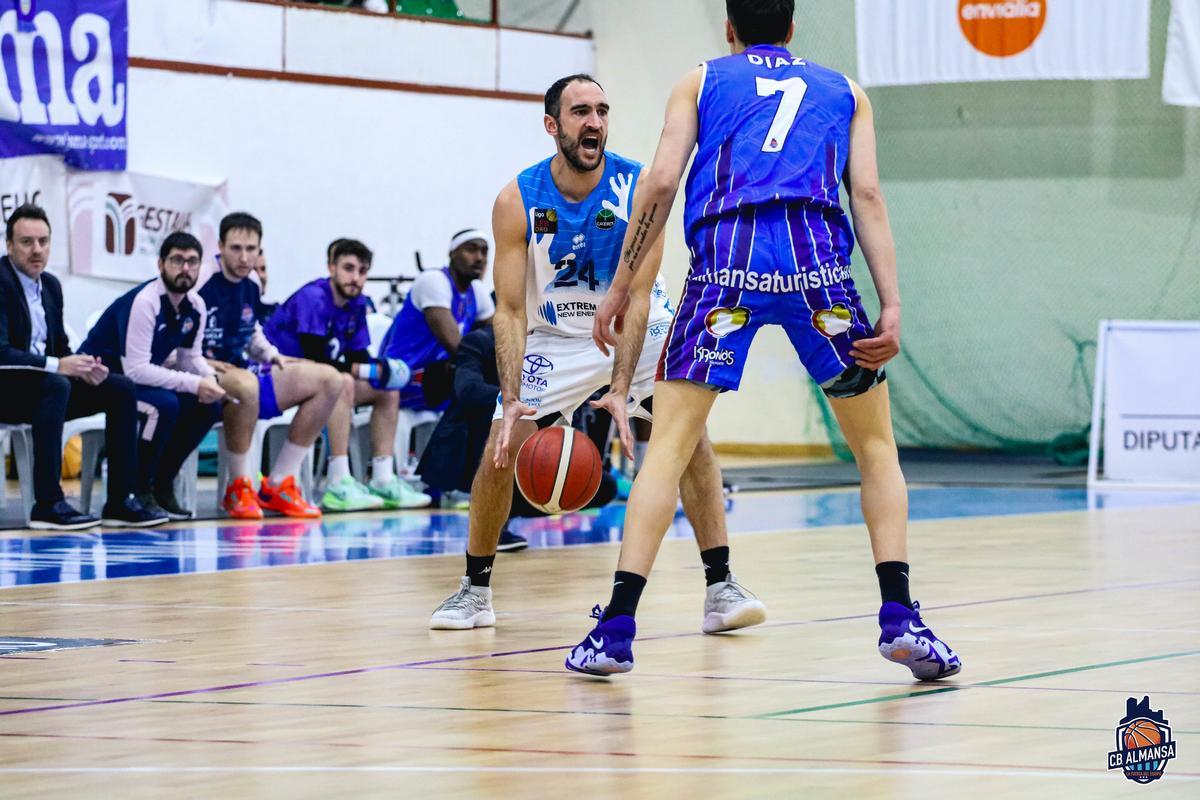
[878,601,961,681]
[564,605,636,676]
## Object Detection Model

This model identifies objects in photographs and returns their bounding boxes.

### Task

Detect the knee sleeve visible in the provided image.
[820,365,886,399]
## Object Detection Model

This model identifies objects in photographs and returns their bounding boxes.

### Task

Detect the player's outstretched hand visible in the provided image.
[494,397,538,469]
[590,390,633,459]
[271,354,298,370]
[593,286,632,357]
[849,306,901,371]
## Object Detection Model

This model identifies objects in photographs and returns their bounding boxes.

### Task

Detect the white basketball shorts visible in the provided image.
[492,321,672,423]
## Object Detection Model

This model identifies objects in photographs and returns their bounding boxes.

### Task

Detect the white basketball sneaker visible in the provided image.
[429,577,496,630]
[702,573,767,634]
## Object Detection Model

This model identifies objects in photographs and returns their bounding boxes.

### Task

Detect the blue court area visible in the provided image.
[2,486,1198,588]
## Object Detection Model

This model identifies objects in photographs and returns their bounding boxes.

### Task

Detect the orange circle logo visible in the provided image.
[958,1,1047,58]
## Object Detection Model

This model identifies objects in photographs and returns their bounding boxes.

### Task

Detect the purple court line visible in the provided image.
[0,656,49,660]
[118,660,176,664]
[1,575,1195,719]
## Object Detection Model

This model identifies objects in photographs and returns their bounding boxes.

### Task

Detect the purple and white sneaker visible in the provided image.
[564,605,636,676]
[878,601,961,681]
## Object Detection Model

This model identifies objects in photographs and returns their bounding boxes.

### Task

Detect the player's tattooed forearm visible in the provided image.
[622,204,658,272]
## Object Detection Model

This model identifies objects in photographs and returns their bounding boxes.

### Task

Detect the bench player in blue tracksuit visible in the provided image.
[81,232,225,520]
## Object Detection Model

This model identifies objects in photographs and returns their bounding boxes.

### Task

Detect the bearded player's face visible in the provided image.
[549,80,609,173]
[329,255,369,301]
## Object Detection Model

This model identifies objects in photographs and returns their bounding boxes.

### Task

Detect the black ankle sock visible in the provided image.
[700,546,731,586]
[466,552,496,588]
[875,561,912,608]
[601,571,647,621]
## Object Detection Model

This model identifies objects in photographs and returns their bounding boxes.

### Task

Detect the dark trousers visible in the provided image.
[0,371,139,508]
[134,386,221,494]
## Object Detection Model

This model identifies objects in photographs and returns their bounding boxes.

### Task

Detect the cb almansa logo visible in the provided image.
[1107,696,1177,783]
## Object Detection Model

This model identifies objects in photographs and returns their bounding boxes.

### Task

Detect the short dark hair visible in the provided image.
[326,237,347,262]
[330,238,372,266]
[219,211,262,243]
[6,203,51,242]
[544,74,603,119]
[159,231,203,261]
[726,0,794,46]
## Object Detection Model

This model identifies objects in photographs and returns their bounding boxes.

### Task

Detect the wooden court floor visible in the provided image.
[0,494,1197,798]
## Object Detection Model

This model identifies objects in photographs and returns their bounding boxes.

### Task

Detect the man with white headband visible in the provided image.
[379,229,495,416]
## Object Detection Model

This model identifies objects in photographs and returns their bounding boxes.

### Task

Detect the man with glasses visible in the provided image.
[81,232,228,519]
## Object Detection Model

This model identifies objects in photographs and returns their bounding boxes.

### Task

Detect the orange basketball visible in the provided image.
[515,426,602,514]
[1124,720,1162,750]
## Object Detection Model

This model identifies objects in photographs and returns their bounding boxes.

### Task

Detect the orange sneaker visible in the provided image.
[258,475,322,519]
[223,476,264,520]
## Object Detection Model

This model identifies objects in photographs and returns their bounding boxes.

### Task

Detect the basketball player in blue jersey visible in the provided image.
[429,75,766,634]
[567,0,961,680]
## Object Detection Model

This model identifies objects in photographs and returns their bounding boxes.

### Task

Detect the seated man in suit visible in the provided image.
[81,232,229,519]
[0,204,165,530]
[379,230,495,414]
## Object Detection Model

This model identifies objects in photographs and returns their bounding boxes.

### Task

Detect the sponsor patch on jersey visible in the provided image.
[694,345,736,367]
[241,304,254,323]
[180,317,195,335]
[812,304,853,338]
[595,208,616,230]
[533,207,558,235]
[704,306,751,338]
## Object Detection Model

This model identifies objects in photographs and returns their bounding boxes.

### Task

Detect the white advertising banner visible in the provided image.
[1164,0,1200,107]
[1090,321,1200,487]
[0,156,70,271]
[67,171,228,282]
[855,0,1151,88]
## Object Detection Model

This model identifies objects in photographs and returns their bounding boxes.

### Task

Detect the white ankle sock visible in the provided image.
[327,455,351,483]
[270,441,310,483]
[228,449,252,482]
[371,455,395,486]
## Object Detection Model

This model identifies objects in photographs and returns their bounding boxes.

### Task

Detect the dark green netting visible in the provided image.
[800,0,1200,461]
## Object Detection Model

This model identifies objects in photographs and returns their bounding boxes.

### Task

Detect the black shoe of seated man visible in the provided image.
[496,529,529,552]
[29,500,100,531]
[153,485,194,521]
[133,493,171,522]
[101,494,169,528]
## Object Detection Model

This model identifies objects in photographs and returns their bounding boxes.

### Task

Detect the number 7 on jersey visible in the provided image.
[755,76,808,153]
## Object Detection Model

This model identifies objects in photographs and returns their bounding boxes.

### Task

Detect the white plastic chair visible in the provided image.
[2,413,107,523]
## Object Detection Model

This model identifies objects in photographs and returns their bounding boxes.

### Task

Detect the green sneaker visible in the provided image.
[370,475,432,509]
[321,475,385,512]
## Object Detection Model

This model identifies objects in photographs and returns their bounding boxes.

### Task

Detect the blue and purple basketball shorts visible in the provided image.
[254,364,283,420]
[658,209,878,393]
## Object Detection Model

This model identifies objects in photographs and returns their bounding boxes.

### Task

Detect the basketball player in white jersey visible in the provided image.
[429,75,766,634]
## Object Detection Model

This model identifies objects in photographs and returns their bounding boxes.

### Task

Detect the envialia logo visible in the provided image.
[958,1,1047,58]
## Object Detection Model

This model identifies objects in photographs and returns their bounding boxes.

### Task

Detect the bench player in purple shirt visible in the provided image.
[567,0,960,681]
[264,239,429,511]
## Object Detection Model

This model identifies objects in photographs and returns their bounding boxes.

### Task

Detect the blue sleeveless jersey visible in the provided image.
[683,46,856,277]
[516,151,672,338]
